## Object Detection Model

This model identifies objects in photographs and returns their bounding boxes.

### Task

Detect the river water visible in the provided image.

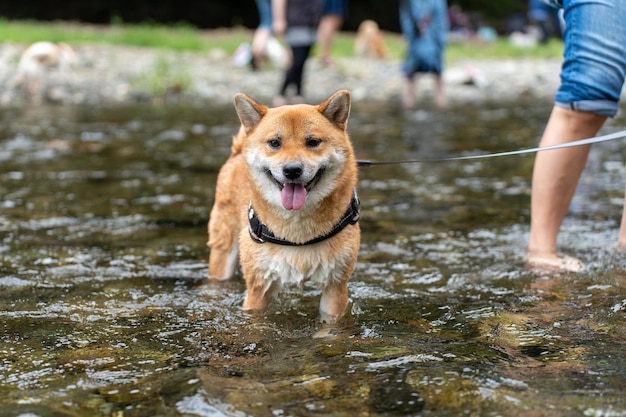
[1,98,626,417]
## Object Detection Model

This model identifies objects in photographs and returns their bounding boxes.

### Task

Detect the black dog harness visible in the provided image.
[248,190,360,246]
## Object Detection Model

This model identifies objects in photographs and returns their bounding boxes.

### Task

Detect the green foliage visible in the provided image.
[0,18,207,51]
[0,17,91,43]
[133,54,193,96]
[108,19,207,51]
[0,18,563,62]
[202,27,253,55]
[446,38,564,61]
[326,31,563,62]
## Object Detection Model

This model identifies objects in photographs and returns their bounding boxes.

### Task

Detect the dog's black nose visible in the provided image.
[283,163,303,180]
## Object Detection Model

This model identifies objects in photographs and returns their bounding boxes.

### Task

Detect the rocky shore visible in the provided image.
[0,42,565,107]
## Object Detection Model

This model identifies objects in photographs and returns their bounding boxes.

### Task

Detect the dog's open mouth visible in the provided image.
[269,169,324,210]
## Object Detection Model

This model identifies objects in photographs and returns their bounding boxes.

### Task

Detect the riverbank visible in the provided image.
[0,42,565,108]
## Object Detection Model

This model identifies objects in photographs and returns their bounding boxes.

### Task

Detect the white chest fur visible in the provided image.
[256,245,350,288]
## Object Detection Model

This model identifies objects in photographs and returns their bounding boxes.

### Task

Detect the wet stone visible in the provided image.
[369,375,425,414]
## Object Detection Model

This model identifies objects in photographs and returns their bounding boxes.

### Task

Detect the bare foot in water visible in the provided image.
[525,250,584,272]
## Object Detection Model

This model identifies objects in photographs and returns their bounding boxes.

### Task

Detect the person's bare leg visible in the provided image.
[618,190,626,248]
[527,106,606,270]
[402,76,415,110]
[434,73,446,109]
[317,14,342,65]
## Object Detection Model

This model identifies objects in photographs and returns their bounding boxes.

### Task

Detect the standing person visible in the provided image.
[250,0,273,70]
[317,0,347,66]
[272,0,323,106]
[399,0,449,110]
[527,0,626,271]
[527,0,562,44]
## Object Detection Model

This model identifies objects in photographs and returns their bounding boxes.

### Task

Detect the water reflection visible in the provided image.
[1,100,626,416]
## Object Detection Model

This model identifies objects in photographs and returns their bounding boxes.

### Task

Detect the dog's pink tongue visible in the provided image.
[281,183,307,210]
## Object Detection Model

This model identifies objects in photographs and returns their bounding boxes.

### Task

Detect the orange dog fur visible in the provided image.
[207,90,360,323]
[354,20,388,59]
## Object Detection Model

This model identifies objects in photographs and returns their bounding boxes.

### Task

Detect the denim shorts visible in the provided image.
[323,0,347,17]
[550,0,626,117]
[255,0,272,30]
[541,0,563,6]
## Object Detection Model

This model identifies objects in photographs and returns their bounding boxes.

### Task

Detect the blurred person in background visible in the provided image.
[250,0,273,70]
[317,0,347,66]
[527,0,562,44]
[399,0,449,110]
[272,0,323,106]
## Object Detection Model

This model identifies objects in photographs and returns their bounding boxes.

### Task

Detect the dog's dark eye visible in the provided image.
[306,138,322,148]
[268,139,281,149]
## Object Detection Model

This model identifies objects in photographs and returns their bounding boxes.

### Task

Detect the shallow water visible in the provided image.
[1,98,626,417]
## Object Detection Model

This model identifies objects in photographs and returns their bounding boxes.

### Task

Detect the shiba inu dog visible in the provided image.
[207,90,360,323]
[354,20,388,59]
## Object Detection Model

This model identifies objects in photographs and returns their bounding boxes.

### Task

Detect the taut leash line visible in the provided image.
[356,129,626,168]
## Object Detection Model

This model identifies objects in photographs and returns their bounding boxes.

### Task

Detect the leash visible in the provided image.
[356,129,626,167]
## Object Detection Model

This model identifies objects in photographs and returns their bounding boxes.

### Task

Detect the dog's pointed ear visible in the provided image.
[318,90,351,130]
[234,93,268,133]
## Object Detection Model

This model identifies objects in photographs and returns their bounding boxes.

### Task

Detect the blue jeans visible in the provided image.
[546,0,626,117]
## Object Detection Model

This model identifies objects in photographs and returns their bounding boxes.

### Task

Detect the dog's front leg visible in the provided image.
[207,243,239,280]
[207,215,240,280]
[319,279,350,323]
[242,276,280,311]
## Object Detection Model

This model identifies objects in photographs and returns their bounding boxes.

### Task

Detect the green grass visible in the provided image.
[446,38,564,61]
[0,18,564,61]
[0,18,209,51]
[133,53,193,95]
[329,31,564,62]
